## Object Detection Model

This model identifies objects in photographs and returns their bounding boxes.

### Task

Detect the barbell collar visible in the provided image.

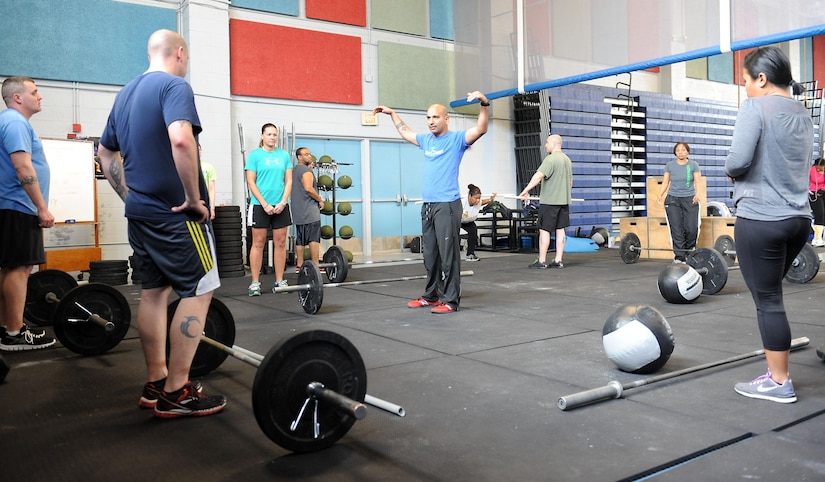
[307,382,367,420]
[46,291,115,332]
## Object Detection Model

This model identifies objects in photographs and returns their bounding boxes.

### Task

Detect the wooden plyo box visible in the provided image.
[620,216,718,260]
[40,247,102,272]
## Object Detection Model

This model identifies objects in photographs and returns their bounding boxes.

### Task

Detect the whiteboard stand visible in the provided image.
[38,138,102,272]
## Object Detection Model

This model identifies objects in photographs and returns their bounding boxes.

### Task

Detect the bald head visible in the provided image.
[425,104,450,136]
[146,29,189,77]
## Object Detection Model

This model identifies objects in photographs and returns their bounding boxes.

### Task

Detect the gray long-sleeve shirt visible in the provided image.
[725,95,813,221]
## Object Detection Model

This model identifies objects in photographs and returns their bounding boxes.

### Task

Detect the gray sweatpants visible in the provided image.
[421,199,463,307]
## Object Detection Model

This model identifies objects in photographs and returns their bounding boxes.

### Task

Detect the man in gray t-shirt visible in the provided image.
[291,148,324,271]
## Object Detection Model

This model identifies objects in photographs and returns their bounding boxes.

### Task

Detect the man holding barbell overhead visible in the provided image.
[97,29,226,417]
[374,91,489,313]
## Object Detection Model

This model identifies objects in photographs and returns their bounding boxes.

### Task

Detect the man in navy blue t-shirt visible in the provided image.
[374,92,490,313]
[98,29,225,418]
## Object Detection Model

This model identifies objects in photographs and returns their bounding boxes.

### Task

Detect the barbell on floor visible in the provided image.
[313,246,428,283]
[713,234,821,284]
[619,232,699,264]
[557,336,810,411]
[276,261,474,314]
[24,272,403,452]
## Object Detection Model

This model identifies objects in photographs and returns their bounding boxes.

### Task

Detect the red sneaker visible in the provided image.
[407,297,440,308]
[431,302,457,314]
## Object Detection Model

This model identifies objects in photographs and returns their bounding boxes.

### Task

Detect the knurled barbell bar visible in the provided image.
[277,260,474,314]
[23,270,403,452]
[713,234,820,284]
[558,336,811,410]
[315,246,428,283]
[619,232,704,264]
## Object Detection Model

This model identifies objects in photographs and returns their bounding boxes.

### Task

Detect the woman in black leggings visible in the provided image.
[725,46,813,404]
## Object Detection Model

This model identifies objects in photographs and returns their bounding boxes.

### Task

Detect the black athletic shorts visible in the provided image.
[248,204,292,230]
[0,209,45,268]
[295,221,321,246]
[538,204,570,232]
[128,219,220,297]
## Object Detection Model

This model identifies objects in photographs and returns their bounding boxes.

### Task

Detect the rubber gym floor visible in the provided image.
[2,246,825,482]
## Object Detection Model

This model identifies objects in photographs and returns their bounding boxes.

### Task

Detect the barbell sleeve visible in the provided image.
[307,382,367,420]
[557,337,810,411]
[364,394,406,417]
[46,291,115,332]
[201,334,407,417]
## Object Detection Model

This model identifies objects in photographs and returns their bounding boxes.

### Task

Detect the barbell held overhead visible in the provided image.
[557,337,810,411]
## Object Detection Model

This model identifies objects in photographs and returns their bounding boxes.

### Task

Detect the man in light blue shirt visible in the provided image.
[374,91,490,313]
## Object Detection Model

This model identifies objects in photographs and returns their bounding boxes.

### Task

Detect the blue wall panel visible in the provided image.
[232,0,298,16]
[0,0,175,86]
[429,0,454,40]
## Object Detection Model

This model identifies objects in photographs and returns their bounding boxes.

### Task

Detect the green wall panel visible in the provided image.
[686,58,708,80]
[378,42,454,111]
[373,0,427,36]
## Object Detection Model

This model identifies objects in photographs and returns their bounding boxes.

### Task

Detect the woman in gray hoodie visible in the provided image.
[726,46,813,404]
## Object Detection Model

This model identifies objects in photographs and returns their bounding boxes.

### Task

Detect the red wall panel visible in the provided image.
[814,35,825,87]
[229,19,362,105]
[306,0,366,27]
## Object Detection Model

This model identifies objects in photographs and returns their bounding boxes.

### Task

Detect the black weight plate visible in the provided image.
[322,246,349,283]
[686,247,728,295]
[53,284,131,355]
[297,261,323,314]
[713,234,736,267]
[167,297,236,378]
[89,260,128,270]
[619,232,641,264]
[252,330,367,453]
[219,269,246,278]
[25,269,78,326]
[784,244,820,284]
[212,216,241,225]
[88,273,129,286]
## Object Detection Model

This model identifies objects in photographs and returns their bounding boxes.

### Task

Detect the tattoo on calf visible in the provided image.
[179,316,201,339]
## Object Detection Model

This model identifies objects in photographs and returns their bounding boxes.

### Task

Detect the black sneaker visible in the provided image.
[140,379,203,409]
[154,381,226,418]
[548,261,564,269]
[0,323,56,351]
[528,260,548,269]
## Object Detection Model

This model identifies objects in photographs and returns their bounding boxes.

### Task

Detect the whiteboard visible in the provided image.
[42,138,96,223]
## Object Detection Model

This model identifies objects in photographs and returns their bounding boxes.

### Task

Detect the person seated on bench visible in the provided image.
[461,184,496,261]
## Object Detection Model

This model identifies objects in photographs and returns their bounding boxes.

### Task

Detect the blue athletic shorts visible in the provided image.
[0,209,44,268]
[295,221,321,246]
[128,219,220,297]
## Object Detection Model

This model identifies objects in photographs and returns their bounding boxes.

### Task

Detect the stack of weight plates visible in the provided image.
[89,260,129,286]
[129,254,142,284]
[213,205,245,278]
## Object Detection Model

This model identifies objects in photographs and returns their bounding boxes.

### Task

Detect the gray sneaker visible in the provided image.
[465,254,480,262]
[734,372,797,403]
